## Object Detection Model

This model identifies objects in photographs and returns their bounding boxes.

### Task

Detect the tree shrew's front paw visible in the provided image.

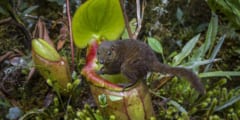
[95,67,105,75]
[95,70,104,75]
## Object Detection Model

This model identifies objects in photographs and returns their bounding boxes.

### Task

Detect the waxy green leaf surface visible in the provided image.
[32,39,60,61]
[72,0,125,48]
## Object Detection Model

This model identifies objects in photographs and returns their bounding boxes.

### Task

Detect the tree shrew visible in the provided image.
[97,39,205,94]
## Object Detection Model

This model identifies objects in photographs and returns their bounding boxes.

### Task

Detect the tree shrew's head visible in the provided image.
[97,41,118,65]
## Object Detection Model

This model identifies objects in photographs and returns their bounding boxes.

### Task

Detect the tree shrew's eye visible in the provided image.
[107,51,111,56]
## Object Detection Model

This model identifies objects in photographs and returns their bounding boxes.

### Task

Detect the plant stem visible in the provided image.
[120,0,133,39]
[133,0,146,39]
[65,0,75,71]
[0,17,11,25]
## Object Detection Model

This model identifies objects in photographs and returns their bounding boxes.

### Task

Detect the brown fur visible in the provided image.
[97,40,205,94]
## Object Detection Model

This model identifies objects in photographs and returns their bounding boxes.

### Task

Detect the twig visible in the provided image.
[136,0,141,28]
[120,0,133,39]
[65,0,75,71]
[133,0,146,39]
[0,17,12,25]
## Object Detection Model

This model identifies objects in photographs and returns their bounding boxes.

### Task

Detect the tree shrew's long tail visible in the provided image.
[152,62,205,94]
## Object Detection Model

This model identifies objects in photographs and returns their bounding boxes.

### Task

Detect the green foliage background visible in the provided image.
[0,0,240,119]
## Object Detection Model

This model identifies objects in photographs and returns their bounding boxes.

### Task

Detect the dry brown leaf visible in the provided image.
[33,18,55,48]
[57,24,68,50]
[13,49,25,56]
[0,51,14,63]
[26,67,35,81]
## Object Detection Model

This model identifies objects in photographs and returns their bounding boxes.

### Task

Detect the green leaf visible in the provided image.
[19,108,46,120]
[176,7,184,24]
[199,71,240,78]
[173,34,200,66]
[190,14,218,64]
[93,113,104,120]
[183,58,220,69]
[32,39,60,61]
[72,0,125,48]
[0,98,10,107]
[121,18,137,39]
[147,37,163,54]
[160,96,187,113]
[98,94,107,107]
[207,0,240,29]
[204,34,225,72]
[203,13,218,57]
[0,6,8,15]
[215,95,240,111]
[169,100,187,113]
[22,5,38,16]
